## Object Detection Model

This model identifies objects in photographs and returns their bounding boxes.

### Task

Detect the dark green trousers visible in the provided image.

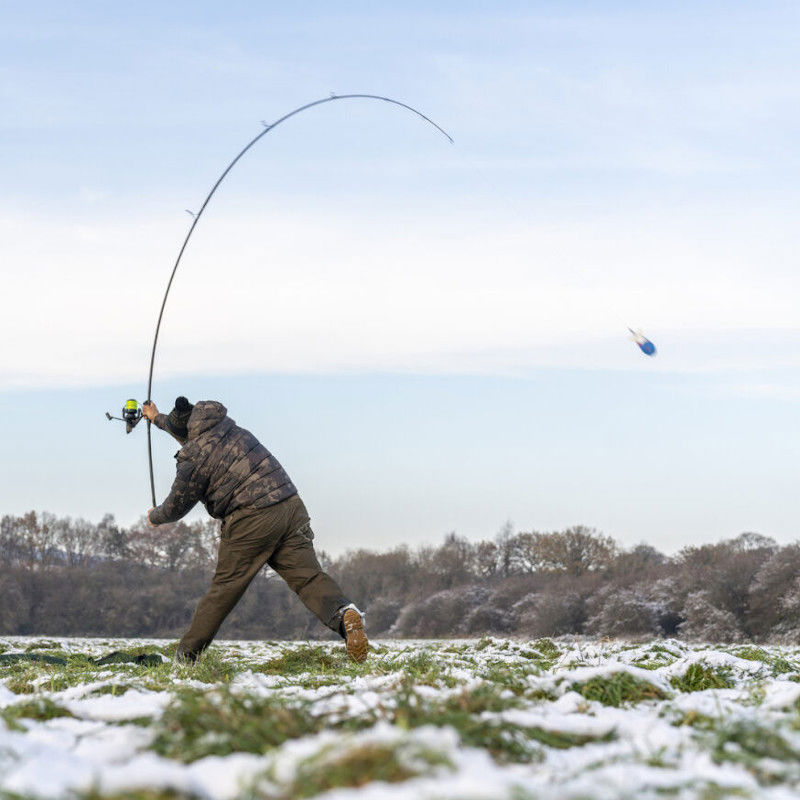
[177,495,350,659]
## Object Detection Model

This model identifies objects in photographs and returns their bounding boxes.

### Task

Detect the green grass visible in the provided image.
[181,649,238,684]
[3,673,37,694]
[647,643,681,659]
[479,662,544,695]
[670,663,734,692]
[732,646,798,676]
[383,650,459,687]
[10,637,800,797]
[90,683,133,697]
[0,647,173,695]
[151,689,324,762]
[632,660,664,670]
[571,672,667,707]
[246,644,376,688]
[2,662,92,694]
[711,720,800,784]
[397,711,537,762]
[1,698,74,731]
[440,643,471,655]
[734,646,770,662]
[532,638,561,660]
[81,791,200,800]
[254,644,340,675]
[271,740,453,798]
[670,709,720,730]
[476,636,509,652]
[149,674,612,767]
[23,640,63,652]
[696,786,750,800]
[394,681,517,718]
[390,682,611,763]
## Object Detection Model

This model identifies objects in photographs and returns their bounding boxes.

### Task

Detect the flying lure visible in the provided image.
[103,94,454,506]
[628,328,657,357]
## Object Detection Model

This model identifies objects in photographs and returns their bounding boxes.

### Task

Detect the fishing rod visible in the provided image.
[139,93,453,506]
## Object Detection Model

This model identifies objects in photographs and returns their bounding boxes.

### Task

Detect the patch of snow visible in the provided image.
[64,689,171,722]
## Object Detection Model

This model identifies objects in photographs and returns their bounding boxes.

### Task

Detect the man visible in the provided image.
[142,396,368,663]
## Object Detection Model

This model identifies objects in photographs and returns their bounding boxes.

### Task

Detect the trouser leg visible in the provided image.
[268,523,351,636]
[177,495,353,657]
[177,533,272,659]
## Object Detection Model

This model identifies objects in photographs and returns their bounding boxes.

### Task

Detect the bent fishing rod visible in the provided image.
[111,94,453,507]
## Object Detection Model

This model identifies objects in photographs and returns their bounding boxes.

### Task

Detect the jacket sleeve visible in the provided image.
[152,413,170,432]
[149,460,202,525]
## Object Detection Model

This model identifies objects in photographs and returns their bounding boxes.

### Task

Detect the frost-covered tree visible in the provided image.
[392,586,491,637]
[329,547,415,606]
[0,573,28,632]
[610,543,668,583]
[516,590,585,637]
[678,591,744,642]
[463,596,515,634]
[585,587,661,638]
[677,535,775,636]
[364,598,403,635]
[747,545,800,638]
[763,577,800,644]
[645,576,685,636]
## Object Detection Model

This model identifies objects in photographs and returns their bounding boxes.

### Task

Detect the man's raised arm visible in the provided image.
[148,461,202,526]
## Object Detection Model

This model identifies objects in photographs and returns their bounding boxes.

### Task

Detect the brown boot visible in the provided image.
[343,608,368,663]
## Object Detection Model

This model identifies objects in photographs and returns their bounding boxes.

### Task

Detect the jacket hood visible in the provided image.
[187,401,228,439]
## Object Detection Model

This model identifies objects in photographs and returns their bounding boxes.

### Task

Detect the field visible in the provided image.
[3,637,800,798]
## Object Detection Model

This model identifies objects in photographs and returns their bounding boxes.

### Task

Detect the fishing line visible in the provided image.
[145,93,453,506]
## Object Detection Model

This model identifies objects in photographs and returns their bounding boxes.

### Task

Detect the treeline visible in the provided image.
[1,512,799,643]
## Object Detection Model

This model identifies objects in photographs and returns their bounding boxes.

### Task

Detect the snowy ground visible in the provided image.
[3,637,800,799]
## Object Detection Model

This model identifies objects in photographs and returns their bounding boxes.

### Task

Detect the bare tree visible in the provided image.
[513,526,617,576]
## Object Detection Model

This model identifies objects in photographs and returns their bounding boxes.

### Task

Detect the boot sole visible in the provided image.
[343,609,368,663]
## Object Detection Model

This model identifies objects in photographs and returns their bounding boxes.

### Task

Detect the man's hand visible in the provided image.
[142,401,158,422]
[147,508,159,528]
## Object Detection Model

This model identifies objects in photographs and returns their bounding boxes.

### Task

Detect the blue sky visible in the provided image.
[2,2,800,554]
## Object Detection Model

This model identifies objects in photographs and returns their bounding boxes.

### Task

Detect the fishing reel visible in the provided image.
[105,399,144,434]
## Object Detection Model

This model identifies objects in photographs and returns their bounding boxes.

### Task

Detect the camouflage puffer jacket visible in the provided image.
[148,401,298,525]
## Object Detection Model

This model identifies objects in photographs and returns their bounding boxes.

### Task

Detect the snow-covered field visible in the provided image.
[3,636,800,799]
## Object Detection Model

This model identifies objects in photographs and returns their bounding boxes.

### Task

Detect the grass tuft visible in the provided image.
[670,663,734,692]
[81,790,201,800]
[671,709,719,730]
[275,740,453,798]
[90,683,133,697]
[23,640,62,652]
[151,689,321,762]
[734,646,770,662]
[391,682,610,762]
[733,647,798,676]
[480,662,543,695]
[532,639,561,660]
[711,720,800,784]
[2,698,74,731]
[571,672,667,707]
[389,650,457,687]
[255,645,341,676]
